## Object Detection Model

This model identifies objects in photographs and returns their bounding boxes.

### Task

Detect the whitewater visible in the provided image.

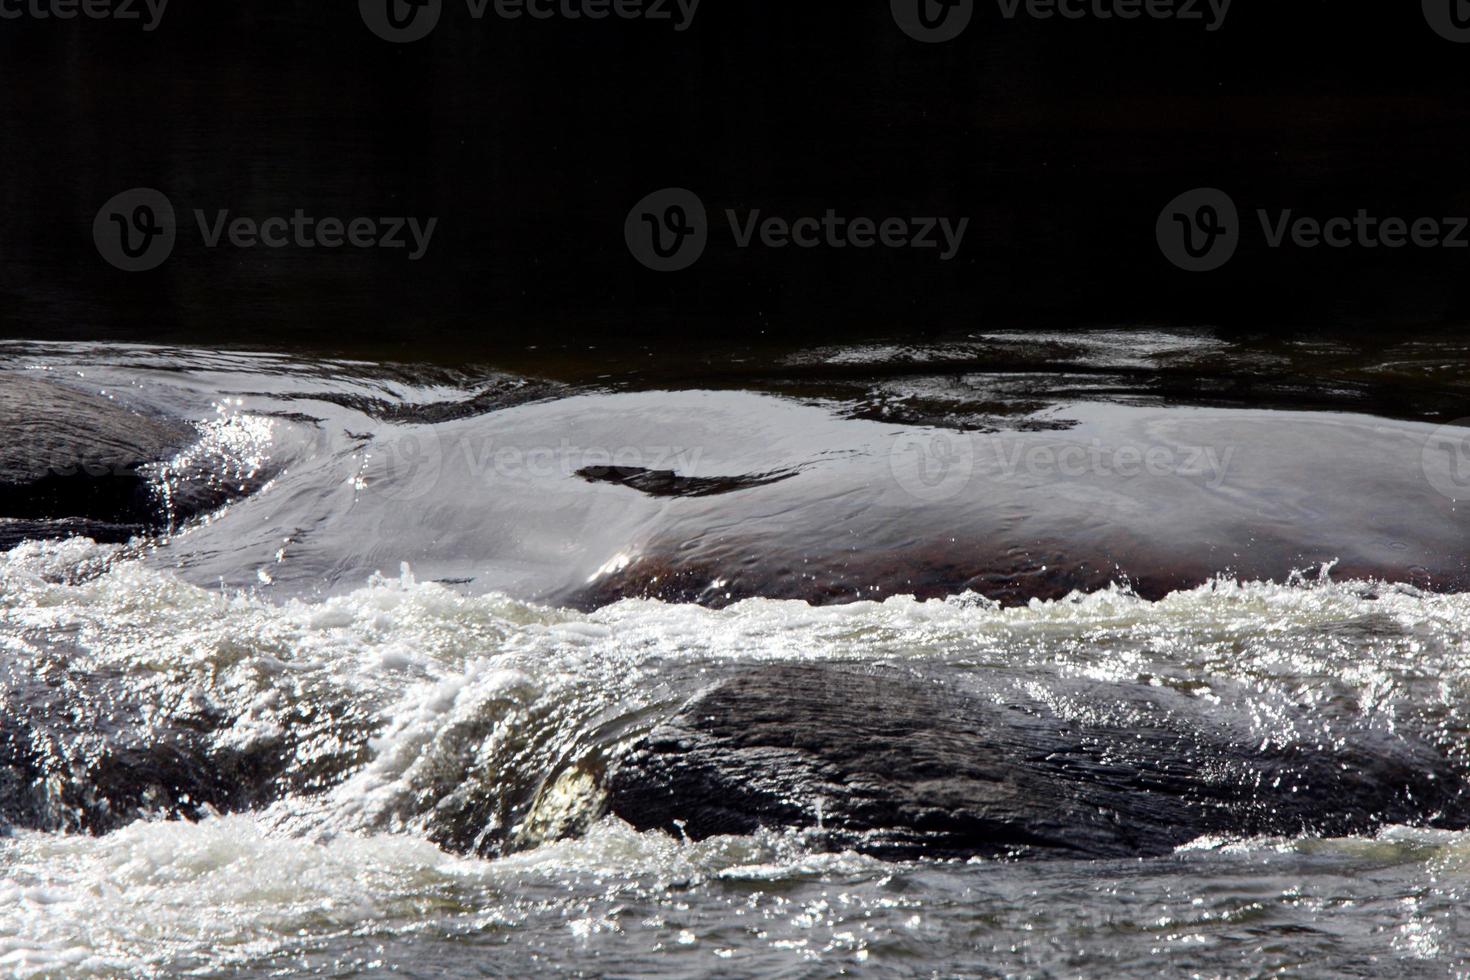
[0,340,1466,976]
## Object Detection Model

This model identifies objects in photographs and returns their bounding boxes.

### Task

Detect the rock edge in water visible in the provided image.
[606,665,1467,860]
[0,375,198,548]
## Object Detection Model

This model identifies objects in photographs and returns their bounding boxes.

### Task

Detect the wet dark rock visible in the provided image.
[606,665,1468,860]
[576,465,798,498]
[0,685,284,834]
[0,651,374,835]
[0,375,198,547]
[566,546,1147,611]
[274,369,565,425]
[538,392,1470,611]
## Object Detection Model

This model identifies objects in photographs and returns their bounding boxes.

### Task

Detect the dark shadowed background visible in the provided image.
[3,1,1470,363]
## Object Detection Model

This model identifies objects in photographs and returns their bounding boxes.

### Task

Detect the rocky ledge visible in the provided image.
[606,665,1467,860]
[0,375,199,549]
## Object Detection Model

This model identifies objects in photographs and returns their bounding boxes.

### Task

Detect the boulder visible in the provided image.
[606,665,1467,859]
[0,375,198,548]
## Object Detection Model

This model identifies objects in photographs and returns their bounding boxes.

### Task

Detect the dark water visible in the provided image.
[0,334,1467,976]
[8,6,1470,350]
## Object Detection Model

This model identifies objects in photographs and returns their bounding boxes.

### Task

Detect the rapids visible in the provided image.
[0,338,1466,976]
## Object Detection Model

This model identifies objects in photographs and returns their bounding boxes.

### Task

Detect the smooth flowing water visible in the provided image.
[0,339,1466,977]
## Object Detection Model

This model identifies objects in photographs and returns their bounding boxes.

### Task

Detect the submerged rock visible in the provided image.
[0,644,374,836]
[575,464,798,498]
[606,665,1468,860]
[0,375,198,548]
[146,385,1468,605]
[548,395,1470,610]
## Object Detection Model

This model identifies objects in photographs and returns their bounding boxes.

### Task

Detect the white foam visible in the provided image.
[2,540,1470,973]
